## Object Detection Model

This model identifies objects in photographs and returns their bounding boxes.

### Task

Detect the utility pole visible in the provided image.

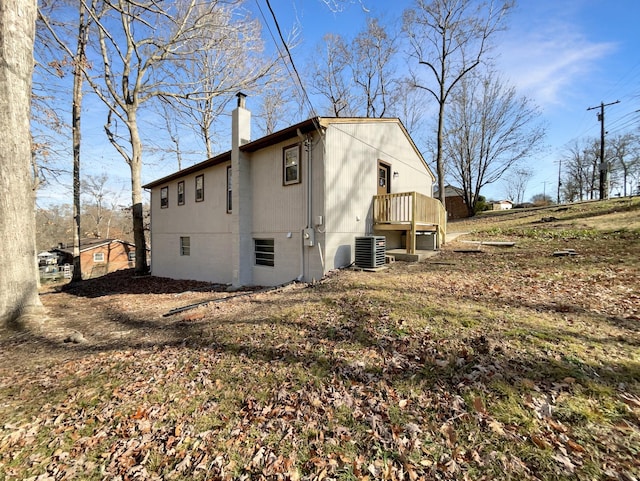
[587,100,620,200]
[555,159,562,204]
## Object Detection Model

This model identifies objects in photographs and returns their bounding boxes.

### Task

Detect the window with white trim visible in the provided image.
[93,252,105,262]
[283,144,300,185]
[128,251,135,261]
[195,175,204,202]
[177,181,185,205]
[160,186,168,208]
[254,238,274,267]
[180,236,191,256]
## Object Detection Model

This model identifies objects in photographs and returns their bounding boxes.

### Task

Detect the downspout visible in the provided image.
[297,129,313,282]
[297,130,305,281]
[306,133,312,233]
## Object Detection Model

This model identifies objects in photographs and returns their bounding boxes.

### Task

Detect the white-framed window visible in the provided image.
[93,252,105,262]
[283,144,301,185]
[195,175,204,202]
[226,165,232,213]
[128,251,135,261]
[177,181,185,206]
[254,238,274,267]
[180,236,191,256]
[160,186,169,208]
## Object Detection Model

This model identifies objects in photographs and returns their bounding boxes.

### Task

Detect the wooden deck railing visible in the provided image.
[373,192,447,251]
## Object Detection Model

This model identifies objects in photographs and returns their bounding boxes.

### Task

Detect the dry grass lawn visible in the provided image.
[1,198,639,480]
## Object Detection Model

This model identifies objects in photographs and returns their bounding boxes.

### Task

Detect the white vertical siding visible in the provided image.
[323,121,433,267]
[249,133,325,285]
[148,119,432,286]
[251,142,305,232]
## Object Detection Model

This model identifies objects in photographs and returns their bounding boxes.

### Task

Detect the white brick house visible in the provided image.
[143,94,442,287]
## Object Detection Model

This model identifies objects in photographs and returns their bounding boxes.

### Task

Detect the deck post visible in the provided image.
[409,192,417,254]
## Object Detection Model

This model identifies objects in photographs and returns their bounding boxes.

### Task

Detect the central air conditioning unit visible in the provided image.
[355,236,386,268]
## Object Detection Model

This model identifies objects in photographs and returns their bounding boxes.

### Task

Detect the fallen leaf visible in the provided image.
[489,420,506,437]
[440,422,457,447]
[531,434,551,449]
[566,440,586,453]
[473,396,486,415]
[552,453,575,473]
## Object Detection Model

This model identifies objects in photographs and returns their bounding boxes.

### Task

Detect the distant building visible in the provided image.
[492,200,513,211]
[435,185,469,219]
[52,238,136,279]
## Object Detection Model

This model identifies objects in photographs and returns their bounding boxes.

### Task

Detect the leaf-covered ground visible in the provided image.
[1,198,639,480]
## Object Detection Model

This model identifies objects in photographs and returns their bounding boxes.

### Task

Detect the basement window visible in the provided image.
[160,186,168,208]
[254,238,274,267]
[180,236,191,256]
[283,144,301,185]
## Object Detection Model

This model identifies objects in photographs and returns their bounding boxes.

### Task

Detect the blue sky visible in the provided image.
[257,0,640,200]
[36,0,639,205]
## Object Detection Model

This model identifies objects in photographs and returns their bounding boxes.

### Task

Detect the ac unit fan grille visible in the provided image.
[355,236,386,268]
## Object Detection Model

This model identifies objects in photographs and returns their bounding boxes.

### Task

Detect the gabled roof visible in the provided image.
[143,117,320,189]
[53,238,134,255]
[435,185,465,198]
[143,117,434,189]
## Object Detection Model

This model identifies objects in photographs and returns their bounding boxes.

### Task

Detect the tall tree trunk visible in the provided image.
[71,3,88,283]
[0,0,45,328]
[436,99,446,207]
[127,111,148,275]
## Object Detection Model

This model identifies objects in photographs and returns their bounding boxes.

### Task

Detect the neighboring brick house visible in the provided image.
[436,185,469,219]
[53,238,136,279]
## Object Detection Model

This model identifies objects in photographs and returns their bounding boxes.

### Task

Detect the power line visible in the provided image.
[257,0,318,119]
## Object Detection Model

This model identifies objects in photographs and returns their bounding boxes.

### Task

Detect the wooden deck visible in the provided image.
[373,192,447,254]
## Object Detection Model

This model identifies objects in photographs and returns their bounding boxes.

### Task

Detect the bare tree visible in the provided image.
[403,0,513,206]
[255,79,300,135]
[161,4,275,158]
[444,71,546,216]
[83,0,267,274]
[309,18,401,119]
[38,1,94,282]
[32,4,81,194]
[319,0,370,12]
[609,133,639,197]
[82,173,124,239]
[352,18,398,117]
[562,139,602,201]
[531,193,553,206]
[503,167,533,204]
[0,0,45,328]
[310,33,357,117]
[36,204,73,251]
[390,78,429,134]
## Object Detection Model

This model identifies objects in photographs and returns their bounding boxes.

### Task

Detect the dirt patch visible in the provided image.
[0,270,263,369]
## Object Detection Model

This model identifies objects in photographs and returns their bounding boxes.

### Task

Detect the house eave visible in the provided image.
[142,116,436,188]
[143,151,231,189]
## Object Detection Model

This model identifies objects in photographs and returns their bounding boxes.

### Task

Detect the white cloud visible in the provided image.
[496,16,616,107]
